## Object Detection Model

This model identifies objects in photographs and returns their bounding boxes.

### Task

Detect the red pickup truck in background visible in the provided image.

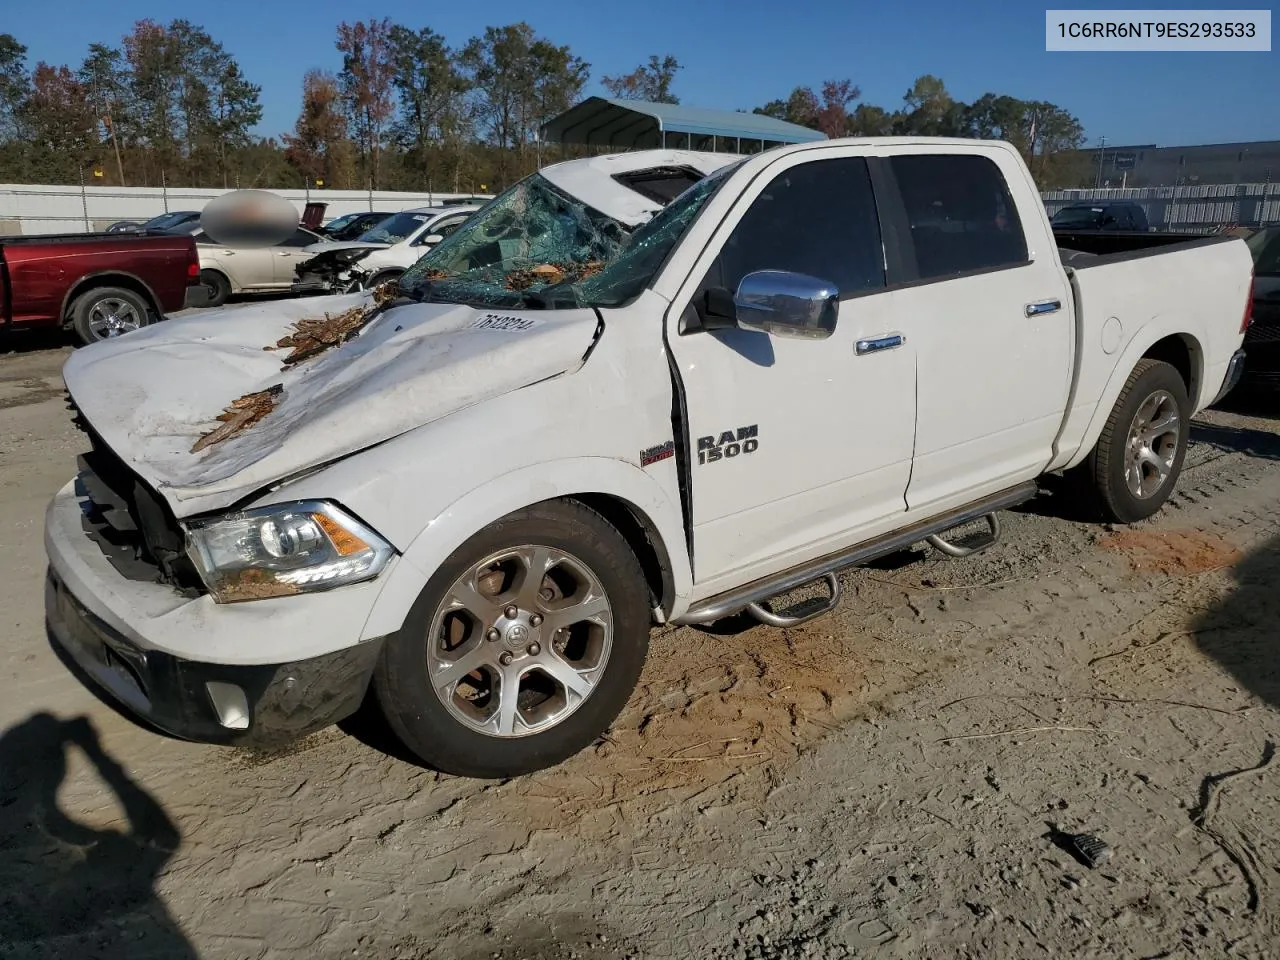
[0,232,200,345]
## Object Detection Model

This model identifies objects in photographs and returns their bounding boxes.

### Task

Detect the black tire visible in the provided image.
[199,270,231,308]
[366,269,403,289]
[374,500,651,778]
[70,286,153,345]
[1066,358,1190,523]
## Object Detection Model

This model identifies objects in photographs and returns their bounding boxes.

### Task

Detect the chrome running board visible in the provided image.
[675,482,1037,625]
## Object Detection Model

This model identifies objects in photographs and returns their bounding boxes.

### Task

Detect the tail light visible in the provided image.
[187,261,200,279]
[1240,276,1255,334]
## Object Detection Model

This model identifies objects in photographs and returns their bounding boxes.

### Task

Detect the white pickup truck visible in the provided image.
[45,139,1254,779]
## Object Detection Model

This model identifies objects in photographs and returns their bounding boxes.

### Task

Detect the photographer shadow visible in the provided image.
[0,713,196,959]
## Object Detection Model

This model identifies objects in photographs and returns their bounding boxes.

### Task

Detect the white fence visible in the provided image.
[0,184,492,236]
[1042,182,1280,231]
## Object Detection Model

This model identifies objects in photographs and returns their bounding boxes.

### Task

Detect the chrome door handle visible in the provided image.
[1025,299,1062,317]
[855,333,905,355]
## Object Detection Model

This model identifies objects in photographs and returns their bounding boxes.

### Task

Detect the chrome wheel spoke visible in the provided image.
[538,653,593,699]
[1125,462,1144,496]
[431,642,491,693]
[540,593,609,634]
[1144,411,1179,441]
[1139,448,1170,477]
[516,546,554,608]
[493,669,523,736]
[445,577,501,624]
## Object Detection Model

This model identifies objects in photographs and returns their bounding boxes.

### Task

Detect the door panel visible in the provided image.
[273,229,323,285]
[882,152,1073,513]
[272,249,310,285]
[665,154,916,590]
[221,248,274,289]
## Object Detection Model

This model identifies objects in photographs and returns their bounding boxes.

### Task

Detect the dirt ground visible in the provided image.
[3,327,1280,960]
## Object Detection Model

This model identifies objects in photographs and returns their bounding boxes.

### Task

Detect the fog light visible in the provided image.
[205,681,250,730]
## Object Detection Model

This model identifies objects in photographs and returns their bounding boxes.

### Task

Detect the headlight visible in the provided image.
[185,501,394,603]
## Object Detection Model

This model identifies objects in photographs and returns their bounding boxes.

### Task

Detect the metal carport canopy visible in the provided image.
[541,97,827,150]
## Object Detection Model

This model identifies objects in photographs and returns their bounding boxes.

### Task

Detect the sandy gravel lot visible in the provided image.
[2,319,1278,959]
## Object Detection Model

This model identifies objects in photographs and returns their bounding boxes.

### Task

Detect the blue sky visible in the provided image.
[6,0,1276,146]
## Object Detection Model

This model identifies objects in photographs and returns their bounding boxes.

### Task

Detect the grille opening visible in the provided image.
[69,394,205,595]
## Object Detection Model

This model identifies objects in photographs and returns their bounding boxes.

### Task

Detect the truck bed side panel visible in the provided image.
[1050,236,1253,471]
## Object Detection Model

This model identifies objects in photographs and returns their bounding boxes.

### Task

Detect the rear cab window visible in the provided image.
[612,167,709,206]
[889,154,1028,281]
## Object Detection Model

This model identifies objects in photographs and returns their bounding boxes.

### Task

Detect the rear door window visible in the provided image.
[890,154,1028,280]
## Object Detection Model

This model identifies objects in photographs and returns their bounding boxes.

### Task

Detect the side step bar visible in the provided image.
[746,572,841,628]
[927,513,1000,558]
[674,482,1037,626]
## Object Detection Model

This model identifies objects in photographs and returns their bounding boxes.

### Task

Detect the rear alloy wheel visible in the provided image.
[70,286,152,345]
[1122,389,1181,500]
[1067,358,1190,523]
[374,501,650,778]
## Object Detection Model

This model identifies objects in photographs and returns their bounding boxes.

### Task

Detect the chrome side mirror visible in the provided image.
[422,233,444,245]
[733,270,839,340]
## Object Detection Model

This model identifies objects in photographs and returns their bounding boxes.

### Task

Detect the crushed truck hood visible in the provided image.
[62,293,601,517]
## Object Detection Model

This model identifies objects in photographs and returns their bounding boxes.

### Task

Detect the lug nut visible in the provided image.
[527,642,541,656]
[486,628,500,642]
[499,651,514,666]
[504,605,519,619]
[530,613,543,626]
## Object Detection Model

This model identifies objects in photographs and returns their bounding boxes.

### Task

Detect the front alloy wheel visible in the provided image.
[373,500,650,778]
[428,545,613,738]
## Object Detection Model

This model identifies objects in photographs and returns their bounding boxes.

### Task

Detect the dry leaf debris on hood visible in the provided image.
[192,283,401,454]
[190,384,283,453]
[265,280,399,366]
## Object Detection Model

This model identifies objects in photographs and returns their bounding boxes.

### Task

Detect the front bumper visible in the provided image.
[44,478,388,747]
[48,569,381,746]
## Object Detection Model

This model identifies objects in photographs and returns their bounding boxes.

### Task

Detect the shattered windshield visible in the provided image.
[357,211,431,245]
[398,163,737,310]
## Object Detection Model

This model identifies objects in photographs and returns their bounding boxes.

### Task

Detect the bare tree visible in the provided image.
[602,55,681,103]
[336,19,395,189]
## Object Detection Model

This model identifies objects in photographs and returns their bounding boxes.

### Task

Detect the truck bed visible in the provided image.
[1051,234,1254,471]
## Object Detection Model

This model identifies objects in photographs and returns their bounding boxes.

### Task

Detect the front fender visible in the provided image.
[359,457,692,640]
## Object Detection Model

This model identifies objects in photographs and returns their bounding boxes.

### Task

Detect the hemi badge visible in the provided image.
[640,441,675,467]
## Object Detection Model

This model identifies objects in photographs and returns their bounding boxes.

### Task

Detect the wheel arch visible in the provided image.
[359,458,693,641]
[61,271,162,324]
[366,267,404,287]
[1060,329,1205,471]
[199,266,231,287]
